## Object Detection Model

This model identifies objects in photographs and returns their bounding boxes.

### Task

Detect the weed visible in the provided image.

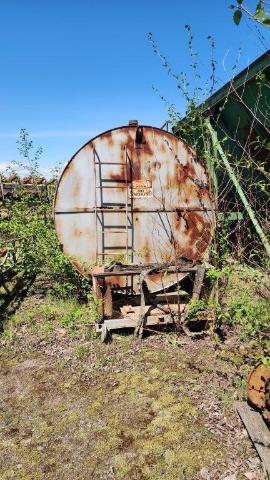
[75,343,92,360]
[1,296,100,340]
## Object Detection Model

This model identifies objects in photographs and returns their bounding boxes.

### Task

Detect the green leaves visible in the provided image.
[255,0,264,16]
[233,9,243,25]
[230,1,270,28]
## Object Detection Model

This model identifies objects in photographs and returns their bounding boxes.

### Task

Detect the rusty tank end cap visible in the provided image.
[247,363,270,421]
[129,120,138,126]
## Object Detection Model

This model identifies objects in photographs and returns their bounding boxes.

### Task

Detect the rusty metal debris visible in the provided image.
[248,363,270,422]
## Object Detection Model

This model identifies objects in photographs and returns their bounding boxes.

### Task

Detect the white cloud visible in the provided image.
[0,162,9,172]
[0,162,60,179]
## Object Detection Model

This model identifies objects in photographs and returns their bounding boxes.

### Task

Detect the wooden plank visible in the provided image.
[123,304,185,317]
[103,315,173,331]
[192,267,206,300]
[235,401,270,476]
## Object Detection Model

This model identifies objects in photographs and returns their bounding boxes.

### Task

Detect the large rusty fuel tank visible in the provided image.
[54,122,216,290]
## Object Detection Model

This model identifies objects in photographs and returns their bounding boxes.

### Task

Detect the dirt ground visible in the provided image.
[0,296,266,480]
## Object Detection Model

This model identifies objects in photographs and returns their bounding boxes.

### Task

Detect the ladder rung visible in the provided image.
[97,252,130,256]
[102,225,130,229]
[94,162,127,165]
[103,246,131,250]
[101,179,131,183]
[96,185,127,189]
[101,203,130,207]
[101,230,128,233]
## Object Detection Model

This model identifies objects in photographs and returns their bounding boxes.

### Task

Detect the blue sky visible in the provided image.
[0,0,269,176]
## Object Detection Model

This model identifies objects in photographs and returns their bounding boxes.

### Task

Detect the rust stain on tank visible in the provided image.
[172,208,212,260]
[160,143,166,153]
[102,130,115,147]
[142,140,153,157]
[143,240,151,262]
[109,165,129,186]
[70,177,81,200]
[174,163,188,184]
[128,134,141,180]
[186,212,211,252]
[73,227,82,238]
[153,161,161,170]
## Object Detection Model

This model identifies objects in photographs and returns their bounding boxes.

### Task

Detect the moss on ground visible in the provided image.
[0,348,224,480]
[0,298,263,479]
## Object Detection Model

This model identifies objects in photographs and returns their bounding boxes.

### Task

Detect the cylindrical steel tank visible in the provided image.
[54,123,215,289]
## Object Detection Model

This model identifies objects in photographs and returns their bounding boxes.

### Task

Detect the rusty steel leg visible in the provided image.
[134,272,146,339]
[101,323,109,343]
[191,267,206,301]
[92,275,104,320]
[103,284,113,318]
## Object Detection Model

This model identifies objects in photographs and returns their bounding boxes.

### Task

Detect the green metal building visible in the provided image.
[201,48,270,166]
[175,49,270,256]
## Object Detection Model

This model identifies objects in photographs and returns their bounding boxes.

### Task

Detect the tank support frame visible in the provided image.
[92,260,207,341]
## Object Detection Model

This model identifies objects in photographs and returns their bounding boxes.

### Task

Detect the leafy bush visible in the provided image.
[205,264,270,360]
[220,265,269,350]
[183,264,269,362]
[0,129,91,300]
[1,191,91,298]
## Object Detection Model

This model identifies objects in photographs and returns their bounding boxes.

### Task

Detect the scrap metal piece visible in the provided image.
[248,363,270,422]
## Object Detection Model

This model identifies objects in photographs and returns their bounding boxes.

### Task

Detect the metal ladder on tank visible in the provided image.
[93,147,132,263]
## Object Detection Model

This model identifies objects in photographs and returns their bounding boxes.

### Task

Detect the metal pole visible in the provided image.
[205,118,270,259]
[93,150,98,262]
[125,147,129,263]
[0,174,4,200]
